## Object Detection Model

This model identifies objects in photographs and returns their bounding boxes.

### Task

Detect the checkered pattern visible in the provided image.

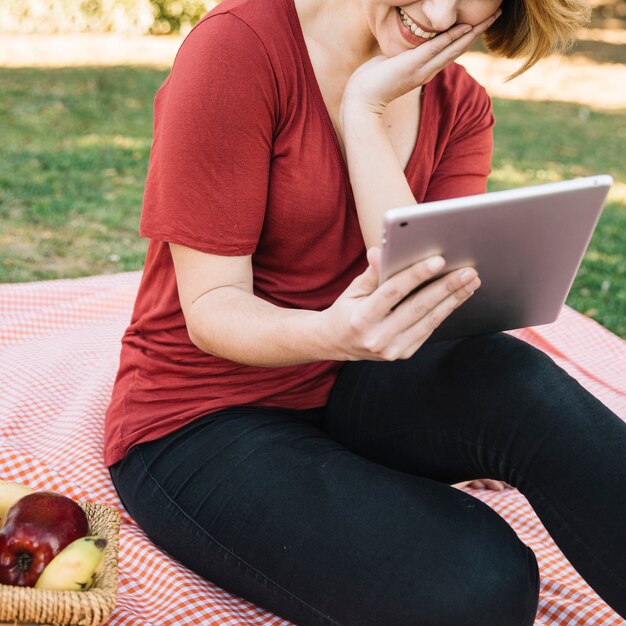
[1,272,624,625]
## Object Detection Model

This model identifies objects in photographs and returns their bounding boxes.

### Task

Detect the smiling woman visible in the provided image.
[103,0,626,624]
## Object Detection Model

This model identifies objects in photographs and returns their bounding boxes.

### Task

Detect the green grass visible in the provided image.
[0,66,166,279]
[490,100,626,338]
[1,66,625,337]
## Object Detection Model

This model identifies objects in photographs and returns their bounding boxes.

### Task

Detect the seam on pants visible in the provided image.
[326,361,376,443]
[136,446,343,626]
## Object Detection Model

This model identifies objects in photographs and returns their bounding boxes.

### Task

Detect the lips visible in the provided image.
[395,7,437,46]
[398,7,438,37]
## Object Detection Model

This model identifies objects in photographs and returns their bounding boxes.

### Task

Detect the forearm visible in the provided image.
[341,103,417,248]
[187,286,335,367]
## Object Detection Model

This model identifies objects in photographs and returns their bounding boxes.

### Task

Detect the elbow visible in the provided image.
[186,323,209,354]
[182,285,253,361]
[184,301,216,356]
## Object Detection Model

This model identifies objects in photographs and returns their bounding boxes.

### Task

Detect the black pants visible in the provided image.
[109,333,626,626]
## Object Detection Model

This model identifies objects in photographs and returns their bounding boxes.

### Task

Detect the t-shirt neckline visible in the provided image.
[283,0,429,181]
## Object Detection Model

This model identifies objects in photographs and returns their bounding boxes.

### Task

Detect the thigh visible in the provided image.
[110,406,539,626]
[323,332,608,485]
[325,333,626,618]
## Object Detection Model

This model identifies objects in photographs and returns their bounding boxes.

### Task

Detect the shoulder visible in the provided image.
[172,9,270,70]
[173,0,291,68]
[428,63,494,136]
[159,2,284,113]
[433,63,490,105]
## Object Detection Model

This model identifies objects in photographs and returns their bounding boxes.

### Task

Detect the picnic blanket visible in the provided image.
[1,271,625,626]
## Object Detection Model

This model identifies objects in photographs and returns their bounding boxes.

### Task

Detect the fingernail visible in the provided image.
[427,256,445,271]
[494,9,502,20]
[465,277,480,294]
[461,24,473,34]
[460,269,475,282]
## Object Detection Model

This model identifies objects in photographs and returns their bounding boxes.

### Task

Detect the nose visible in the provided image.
[419,0,458,31]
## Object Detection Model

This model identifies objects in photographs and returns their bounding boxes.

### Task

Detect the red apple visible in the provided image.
[0,491,89,587]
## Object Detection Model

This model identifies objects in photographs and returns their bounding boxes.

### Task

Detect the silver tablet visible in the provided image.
[380,175,613,342]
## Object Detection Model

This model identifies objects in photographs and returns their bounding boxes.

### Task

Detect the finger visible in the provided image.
[387,266,479,335]
[395,273,480,354]
[342,247,382,298]
[463,480,485,489]
[362,22,475,102]
[421,23,475,58]
[394,23,477,83]
[367,246,382,278]
[418,11,502,77]
[460,9,502,38]
[439,11,502,49]
[469,480,496,490]
[451,481,472,489]
[483,480,506,491]
[385,22,472,83]
[362,255,447,322]
[473,480,508,491]
[379,11,502,98]
[349,13,499,109]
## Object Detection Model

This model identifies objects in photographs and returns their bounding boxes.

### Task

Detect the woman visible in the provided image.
[105,0,626,624]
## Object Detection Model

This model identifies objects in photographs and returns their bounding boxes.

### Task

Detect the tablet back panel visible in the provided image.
[380,176,612,342]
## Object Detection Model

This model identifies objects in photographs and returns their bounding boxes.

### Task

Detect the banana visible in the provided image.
[0,480,34,523]
[35,535,108,591]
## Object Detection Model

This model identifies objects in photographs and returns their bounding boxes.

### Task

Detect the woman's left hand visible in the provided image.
[340,10,501,121]
[453,479,513,491]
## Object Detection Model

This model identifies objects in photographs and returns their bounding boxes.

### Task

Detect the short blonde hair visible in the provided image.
[484,0,592,78]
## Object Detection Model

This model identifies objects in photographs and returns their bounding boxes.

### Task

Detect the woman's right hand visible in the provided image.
[322,247,480,361]
[340,11,501,122]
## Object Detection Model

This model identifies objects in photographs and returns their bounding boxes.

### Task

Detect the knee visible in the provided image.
[457,333,557,382]
[448,333,573,411]
[404,547,539,626]
[373,522,540,626]
[456,543,540,626]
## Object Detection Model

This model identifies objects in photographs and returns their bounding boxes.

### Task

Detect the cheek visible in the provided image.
[376,8,408,56]
[461,0,502,25]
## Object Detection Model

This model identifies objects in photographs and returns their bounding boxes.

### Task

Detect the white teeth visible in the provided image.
[398,8,437,39]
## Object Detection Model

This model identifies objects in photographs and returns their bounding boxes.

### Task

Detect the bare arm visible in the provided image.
[170,243,480,367]
[170,244,326,367]
[340,108,417,248]
[340,14,500,248]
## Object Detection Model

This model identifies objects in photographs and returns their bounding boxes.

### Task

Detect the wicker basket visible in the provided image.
[0,501,120,626]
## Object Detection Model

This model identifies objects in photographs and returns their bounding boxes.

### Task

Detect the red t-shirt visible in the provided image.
[103,0,495,466]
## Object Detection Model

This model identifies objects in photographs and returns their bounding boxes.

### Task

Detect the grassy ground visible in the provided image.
[490,99,626,338]
[1,65,625,337]
[0,66,162,279]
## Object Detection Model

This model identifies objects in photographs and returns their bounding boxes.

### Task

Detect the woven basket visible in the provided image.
[0,501,120,626]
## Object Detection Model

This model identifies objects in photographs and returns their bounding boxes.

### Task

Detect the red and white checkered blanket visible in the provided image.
[1,271,625,625]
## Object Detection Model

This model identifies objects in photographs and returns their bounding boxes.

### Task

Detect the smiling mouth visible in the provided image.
[397,7,438,39]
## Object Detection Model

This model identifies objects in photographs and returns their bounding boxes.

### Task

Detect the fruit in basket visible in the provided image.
[0,491,90,587]
[0,480,34,524]
[35,535,107,591]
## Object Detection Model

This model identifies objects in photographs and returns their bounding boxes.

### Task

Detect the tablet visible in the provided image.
[380,175,613,342]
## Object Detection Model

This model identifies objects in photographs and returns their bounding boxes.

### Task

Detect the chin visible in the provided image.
[380,37,428,57]
[380,42,405,57]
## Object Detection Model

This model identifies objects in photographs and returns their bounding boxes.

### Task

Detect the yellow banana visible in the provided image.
[0,480,34,523]
[35,535,108,591]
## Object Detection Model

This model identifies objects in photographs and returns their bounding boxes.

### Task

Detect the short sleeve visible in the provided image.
[424,80,494,202]
[139,12,278,255]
